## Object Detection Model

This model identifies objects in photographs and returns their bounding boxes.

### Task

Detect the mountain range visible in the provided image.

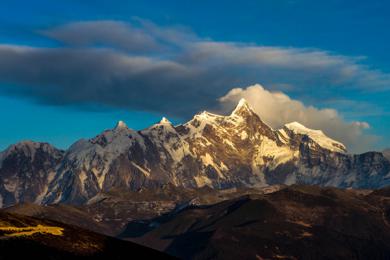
[1,99,390,259]
[0,98,389,208]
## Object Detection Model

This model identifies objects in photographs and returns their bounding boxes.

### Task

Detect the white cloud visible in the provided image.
[218,84,377,153]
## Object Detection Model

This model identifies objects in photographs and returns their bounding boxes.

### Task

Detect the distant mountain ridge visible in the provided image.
[0,99,389,207]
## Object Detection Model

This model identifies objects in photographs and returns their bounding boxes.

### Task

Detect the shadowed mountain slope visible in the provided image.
[0,211,173,259]
[121,185,390,260]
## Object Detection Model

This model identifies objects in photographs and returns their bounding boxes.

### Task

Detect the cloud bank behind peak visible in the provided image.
[0,19,388,152]
[218,84,376,153]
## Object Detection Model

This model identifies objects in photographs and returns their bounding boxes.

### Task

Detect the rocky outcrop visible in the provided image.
[0,141,63,207]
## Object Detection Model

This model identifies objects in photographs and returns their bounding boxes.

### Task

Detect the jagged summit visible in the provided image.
[193,110,222,120]
[187,99,257,126]
[115,120,128,129]
[230,98,252,116]
[237,98,250,108]
[144,117,174,132]
[159,117,172,125]
[1,95,390,208]
[285,122,323,134]
[283,121,347,153]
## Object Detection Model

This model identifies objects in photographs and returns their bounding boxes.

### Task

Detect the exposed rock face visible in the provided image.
[0,141,63,207]
[1,99,389,206]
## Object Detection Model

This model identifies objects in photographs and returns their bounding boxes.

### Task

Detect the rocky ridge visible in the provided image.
[0,99,389,207]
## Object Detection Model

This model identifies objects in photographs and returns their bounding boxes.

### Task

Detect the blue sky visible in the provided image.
[0,0,389,152]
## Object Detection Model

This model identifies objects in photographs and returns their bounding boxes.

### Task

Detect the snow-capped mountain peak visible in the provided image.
[284,121,347,153]
[115,120,128,130]
[159,117,172,125]
[237,98,250,109]
[230,98,252,116]
[285,122,323,134]
[2,98,389,208]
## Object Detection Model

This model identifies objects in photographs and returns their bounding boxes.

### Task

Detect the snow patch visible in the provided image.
[131,162,151,177]
[35,171,57,204]
[240,131,248,140]
[79,171,88,192]
[200,153,225,178]
[284,122,346,153]
[194,175,212,187]
[254,137,296,169]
